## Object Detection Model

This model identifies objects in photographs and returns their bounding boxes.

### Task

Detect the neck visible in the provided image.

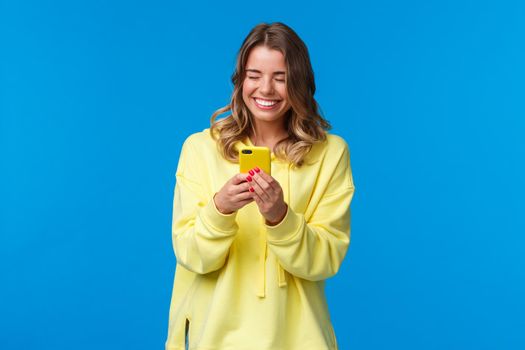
[250,119,288,145]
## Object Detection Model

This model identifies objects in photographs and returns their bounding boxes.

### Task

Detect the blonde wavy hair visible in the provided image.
[210,22,331,168]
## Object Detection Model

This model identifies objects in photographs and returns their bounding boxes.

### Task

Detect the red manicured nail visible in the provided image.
[246,176,252,182]
[254,167,260,173]
[249,187,254,192]
[249,170,255,176]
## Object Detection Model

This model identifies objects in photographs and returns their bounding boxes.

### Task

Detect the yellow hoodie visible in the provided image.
[165,128,355,350]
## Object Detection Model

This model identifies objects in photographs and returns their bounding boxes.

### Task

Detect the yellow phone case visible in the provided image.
[239,146,271,175]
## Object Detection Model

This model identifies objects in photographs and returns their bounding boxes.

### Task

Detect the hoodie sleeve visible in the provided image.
[171,136,239,274]
[265,142,355,281]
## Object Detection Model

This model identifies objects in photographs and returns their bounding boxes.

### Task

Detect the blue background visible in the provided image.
[1,0,524,349]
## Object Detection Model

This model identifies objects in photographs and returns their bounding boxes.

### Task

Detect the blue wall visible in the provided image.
[1,1,524,349]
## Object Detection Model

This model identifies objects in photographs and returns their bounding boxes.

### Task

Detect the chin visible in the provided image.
[251,112,286,122]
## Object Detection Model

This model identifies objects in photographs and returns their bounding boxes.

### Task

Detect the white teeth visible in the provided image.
[255,98,278,107]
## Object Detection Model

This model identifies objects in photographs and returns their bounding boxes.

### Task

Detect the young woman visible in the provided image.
[165,22,355,350]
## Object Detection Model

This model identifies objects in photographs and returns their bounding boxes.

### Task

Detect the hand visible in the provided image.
[213,173,254,214]
[246,167,288,225]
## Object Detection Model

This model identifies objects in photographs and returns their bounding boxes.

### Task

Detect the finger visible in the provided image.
[251,188,264,204]
[240,198,254,207]
[235,190,254,202]
[251,172,273,199]
[232,173,249,185]
[231,174,252,194]
[242,180,253,192]
[254,168,277,191]
[251,180,270,202]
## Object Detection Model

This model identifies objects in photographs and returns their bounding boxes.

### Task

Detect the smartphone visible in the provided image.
[239,146,271,175]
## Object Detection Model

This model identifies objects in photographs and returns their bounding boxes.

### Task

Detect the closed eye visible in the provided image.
[248,76,285,82]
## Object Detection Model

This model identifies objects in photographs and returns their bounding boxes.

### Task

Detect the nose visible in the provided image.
[259,76,274,95]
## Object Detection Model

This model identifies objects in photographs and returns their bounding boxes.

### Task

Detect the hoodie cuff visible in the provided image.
[265,205,304,244]
[199,193,238,233]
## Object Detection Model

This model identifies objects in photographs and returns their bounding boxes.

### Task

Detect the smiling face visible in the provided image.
[242,45,292,127]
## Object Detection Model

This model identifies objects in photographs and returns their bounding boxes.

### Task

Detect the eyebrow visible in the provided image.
[246,69,286,75]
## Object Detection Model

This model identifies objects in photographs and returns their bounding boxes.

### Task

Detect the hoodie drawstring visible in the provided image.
[257,160,290,298]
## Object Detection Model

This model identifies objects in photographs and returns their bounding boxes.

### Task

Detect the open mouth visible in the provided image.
[253,97,281,110]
